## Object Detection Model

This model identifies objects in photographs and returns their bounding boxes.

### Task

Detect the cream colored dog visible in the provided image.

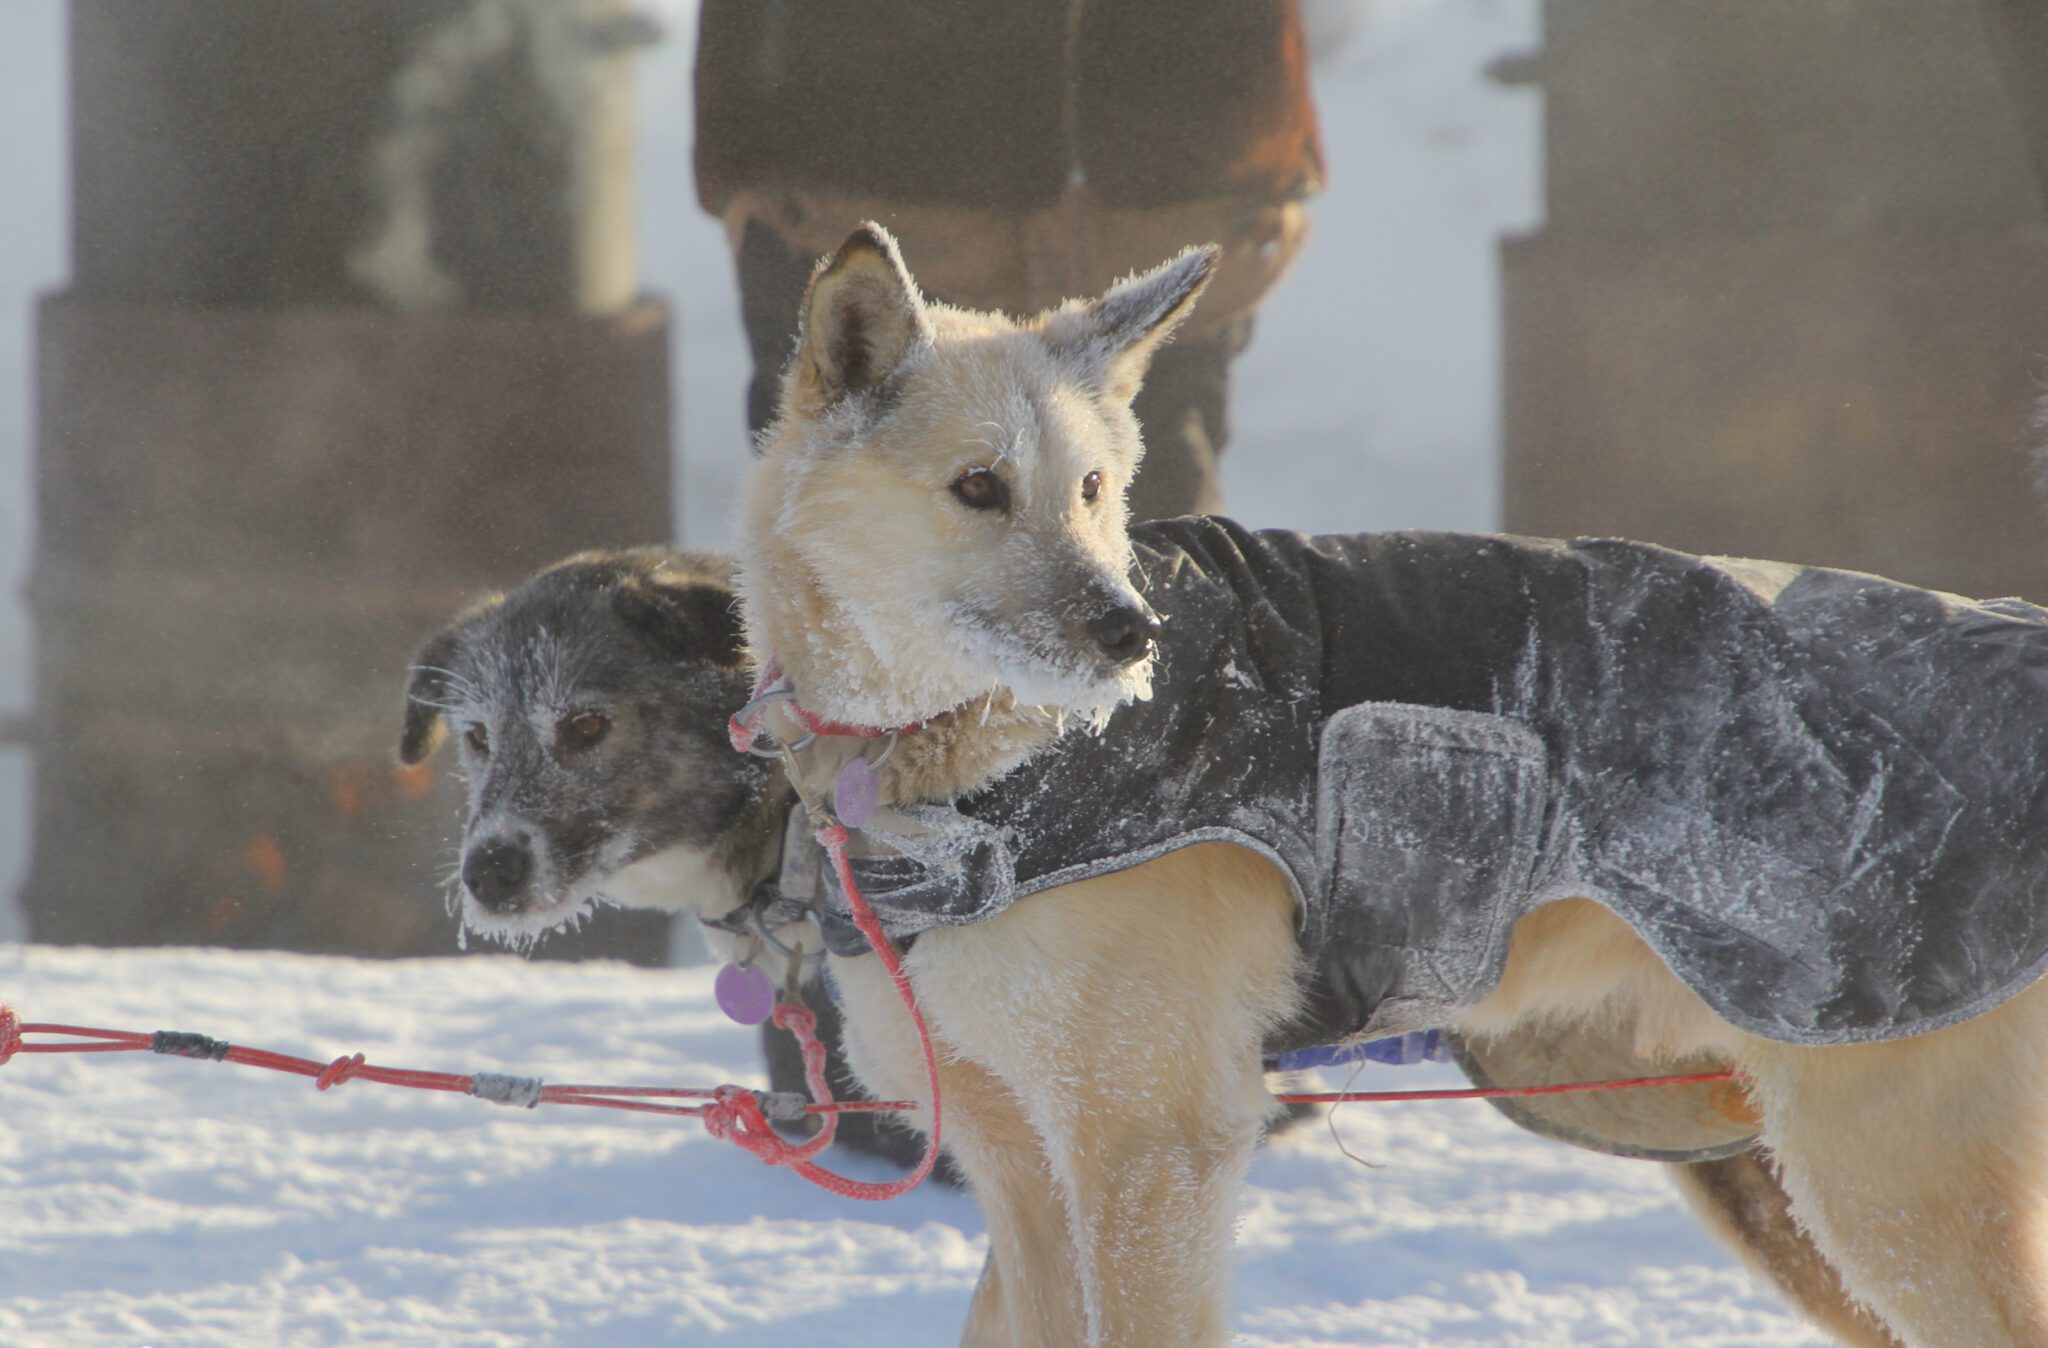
[738,226,2035,1347]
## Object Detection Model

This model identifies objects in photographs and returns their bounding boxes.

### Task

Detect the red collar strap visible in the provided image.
[728,655,924,756]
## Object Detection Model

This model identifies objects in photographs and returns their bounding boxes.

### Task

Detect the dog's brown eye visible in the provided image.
[465,723,489,755]
[950,467,1010,512]
[565,711,610,747]
[1081,470,1102,503]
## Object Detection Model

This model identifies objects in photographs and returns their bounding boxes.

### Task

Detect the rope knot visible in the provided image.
[316,1052,366,1091]
[701,1084,779,1155]
[0,1005,19,1068]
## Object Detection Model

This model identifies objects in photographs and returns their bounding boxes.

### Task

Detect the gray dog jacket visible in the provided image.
[828,517,2048,1073]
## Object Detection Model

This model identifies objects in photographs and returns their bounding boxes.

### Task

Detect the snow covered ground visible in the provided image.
[0,942,1830,1347]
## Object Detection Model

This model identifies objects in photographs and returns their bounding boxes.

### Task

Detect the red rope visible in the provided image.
[736,820,944,1201]
[0,815,953,1206]
[0,999,1746,1190]
[1,954,1738,1208]
[727,657,926,753]
[784,704,923,742]
[0,1005,915,1122]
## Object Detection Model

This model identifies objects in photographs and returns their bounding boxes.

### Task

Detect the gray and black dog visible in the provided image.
[400,548,793,944]
[398,547,914,1162]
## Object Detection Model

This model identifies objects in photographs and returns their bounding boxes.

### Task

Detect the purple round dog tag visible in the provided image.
[715,962,776,1025]
[835,756,879,828]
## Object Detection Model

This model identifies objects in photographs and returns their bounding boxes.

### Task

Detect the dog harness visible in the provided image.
[826,518,2048,1075]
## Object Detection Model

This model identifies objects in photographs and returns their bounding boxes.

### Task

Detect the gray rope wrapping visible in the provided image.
[468,1072,545,1109]
[151,1030,231,1061]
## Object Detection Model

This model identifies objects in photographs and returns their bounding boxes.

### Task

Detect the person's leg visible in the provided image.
[735,217,821,437]
[1125,316,1251,521]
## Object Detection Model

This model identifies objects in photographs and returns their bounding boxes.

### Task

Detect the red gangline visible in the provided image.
[0,1004,1744,1195]
[0,1003,912,1122]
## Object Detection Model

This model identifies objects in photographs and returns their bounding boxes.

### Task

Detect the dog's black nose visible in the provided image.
[1087,602,1162,665]
[463,837,533,912]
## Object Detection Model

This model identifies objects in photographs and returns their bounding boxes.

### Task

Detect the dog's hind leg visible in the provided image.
[905,842,1303,1348]
[1462,897,1913,1345]
[830,953,1086,1347]
[1743,974,2048,1347]
[1669,1151,1903,1347]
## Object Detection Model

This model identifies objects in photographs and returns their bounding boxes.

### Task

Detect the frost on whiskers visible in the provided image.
[944,602,1153,732]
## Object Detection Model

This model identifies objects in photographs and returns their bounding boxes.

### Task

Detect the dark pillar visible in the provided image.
[25,0,675,960]
[1499,2,2048,600]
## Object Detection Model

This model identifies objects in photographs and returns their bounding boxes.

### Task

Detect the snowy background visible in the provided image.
[0,2,1835,1344]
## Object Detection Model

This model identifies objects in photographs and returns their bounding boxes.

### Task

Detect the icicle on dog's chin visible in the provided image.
[459,888,605,955]
[997,654,1153,730]
[962,625,1155,731]
[458,845,627,954]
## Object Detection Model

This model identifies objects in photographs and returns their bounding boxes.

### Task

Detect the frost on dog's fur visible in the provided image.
[400,549,785,950]
[739,223,1217,786]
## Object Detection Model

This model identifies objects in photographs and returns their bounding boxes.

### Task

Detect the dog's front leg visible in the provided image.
[829,953,1087,1347]
[907,842,1302,1348]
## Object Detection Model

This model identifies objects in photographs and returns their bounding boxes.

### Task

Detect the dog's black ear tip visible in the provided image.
[398,709,445,765]
[817,223,905,281]
[399,629,462,765]
[840,221,899,258]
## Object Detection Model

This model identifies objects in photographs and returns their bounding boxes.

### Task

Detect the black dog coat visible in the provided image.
[824,518,2048,1155]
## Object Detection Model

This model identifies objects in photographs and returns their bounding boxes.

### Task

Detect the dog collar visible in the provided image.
[727,655,925,757]
[728,656,922,831]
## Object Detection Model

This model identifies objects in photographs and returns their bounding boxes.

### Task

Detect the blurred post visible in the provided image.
[1498,1,2048,599]
[24,0,674,959]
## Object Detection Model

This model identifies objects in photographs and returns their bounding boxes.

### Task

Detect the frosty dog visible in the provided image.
[403,544,1897,1346]
[739,224,2048,1346]
[396,546,929,1158]
[397,549,795,957]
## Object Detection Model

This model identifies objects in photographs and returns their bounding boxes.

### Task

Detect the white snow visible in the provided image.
[0,943,1829,1346]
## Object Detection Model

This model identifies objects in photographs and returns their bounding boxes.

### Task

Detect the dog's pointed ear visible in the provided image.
[1047,245,1219,403]
[791,223,931,416]
[400,629,464,765]
[613,571,747,668]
